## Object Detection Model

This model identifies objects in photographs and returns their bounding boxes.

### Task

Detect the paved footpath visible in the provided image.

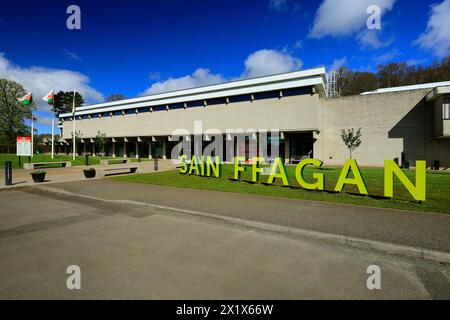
[43,179,450,253]
[1,160,176,188]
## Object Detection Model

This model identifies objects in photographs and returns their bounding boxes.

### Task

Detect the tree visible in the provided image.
[0,79,34,151]
[93,131,107,156]
[70,130,83,145]
[340,128,362,159]
[53,91,84,115]
[336,67,378,96]
[106,94,127,102]
[336,55,450,96]
[376,62,415,88]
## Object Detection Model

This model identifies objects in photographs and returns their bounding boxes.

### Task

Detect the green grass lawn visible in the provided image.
[0,154,152,169]
[113,164,450,214]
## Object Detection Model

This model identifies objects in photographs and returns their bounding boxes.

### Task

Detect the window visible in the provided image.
[444,99,450,120]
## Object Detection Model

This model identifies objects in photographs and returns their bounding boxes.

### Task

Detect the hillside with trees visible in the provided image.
[336,56,450,96]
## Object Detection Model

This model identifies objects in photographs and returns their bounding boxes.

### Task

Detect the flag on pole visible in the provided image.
[42,89,54,105]
[18,92,33,106]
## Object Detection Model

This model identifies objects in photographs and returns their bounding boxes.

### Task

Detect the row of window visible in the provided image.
[444,98,450,120]
[61,87,313,122]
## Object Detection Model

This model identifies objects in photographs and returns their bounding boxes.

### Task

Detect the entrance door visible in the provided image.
[289,132,313,163]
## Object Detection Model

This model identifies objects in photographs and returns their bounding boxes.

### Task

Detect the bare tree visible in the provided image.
[106,94,127,102]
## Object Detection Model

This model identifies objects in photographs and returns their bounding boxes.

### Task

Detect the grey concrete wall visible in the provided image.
[61,87,450,167]
[319,90,450,167]
[62,93,320,139]
[433,97,444,137]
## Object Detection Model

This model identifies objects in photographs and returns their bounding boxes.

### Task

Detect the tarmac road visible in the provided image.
[0,187,449,299]
[46,179,450,252]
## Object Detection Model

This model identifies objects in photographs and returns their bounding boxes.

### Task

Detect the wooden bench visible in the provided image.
[23,161,72,170]
[99,159,131,165]
[97,164,140,178]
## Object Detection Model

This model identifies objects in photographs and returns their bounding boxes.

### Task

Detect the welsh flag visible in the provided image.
[18,92,32,106]
[42,89,54,105]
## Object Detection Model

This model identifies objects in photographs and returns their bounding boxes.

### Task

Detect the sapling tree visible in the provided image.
[93,131,107,156]
[340,128,362,159]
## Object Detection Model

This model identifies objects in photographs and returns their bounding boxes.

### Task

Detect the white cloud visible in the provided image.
[357,29,394,50]
[35,116,53,126]
[405,58,428,66]
[63,49,81,61]
[0,53,103,111]
[329,57,347,71]
[293,39,304,49]
[141,49,302,96]
[141,68,225,95]
[241,49,302,78]
[415,0,450,57]
[309,0,396,39]
[269,0,287,12]
[372,48,400,64]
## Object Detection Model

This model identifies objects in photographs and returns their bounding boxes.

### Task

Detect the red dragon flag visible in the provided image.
[42,89,54,105]
[18,92,33,106]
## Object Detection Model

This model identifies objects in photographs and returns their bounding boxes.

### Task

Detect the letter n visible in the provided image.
[384,160,426,201]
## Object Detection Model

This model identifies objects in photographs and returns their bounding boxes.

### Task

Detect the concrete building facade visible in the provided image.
[58,67,450,167]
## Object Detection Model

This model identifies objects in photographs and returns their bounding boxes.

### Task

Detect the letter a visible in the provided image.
[66,265,81,290]
[66,5,81,30]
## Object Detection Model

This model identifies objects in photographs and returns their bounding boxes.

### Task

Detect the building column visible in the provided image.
[123,141,127,158]
[135,142,139,159]
[92,143,95,156]
[148,141,152,159]
[83,142,87,155]
[284,134,290,164]
[162,138,167,159]
[112,142,116,158]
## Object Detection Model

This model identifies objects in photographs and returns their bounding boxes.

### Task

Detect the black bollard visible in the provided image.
[154,157,158,172]
[433,160,440,170]
[85,154,89,166]
[404,160,410,170]
[5,161,12,186]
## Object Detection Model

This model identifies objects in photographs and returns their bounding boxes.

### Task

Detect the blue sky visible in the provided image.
[1,0,449,133]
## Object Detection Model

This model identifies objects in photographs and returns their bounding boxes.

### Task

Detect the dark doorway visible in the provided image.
[289,132,314,163]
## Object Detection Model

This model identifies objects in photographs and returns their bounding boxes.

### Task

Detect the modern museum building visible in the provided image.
[58,66,450,167]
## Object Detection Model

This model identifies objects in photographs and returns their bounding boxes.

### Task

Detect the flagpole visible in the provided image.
[51,117,54,159]
[72,89,76,161]
[31,111,34,158]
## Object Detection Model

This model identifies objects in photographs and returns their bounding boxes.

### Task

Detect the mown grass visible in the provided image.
[0,154,151,169]
[113,164,450,214]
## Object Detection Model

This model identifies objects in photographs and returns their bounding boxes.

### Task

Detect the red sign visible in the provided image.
[16,136,31,156]
[17,136,31,142]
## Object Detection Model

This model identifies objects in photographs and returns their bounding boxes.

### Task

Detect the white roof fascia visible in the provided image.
[77,66,325,112]
[426,86,450,101]
[60,75,325,117]
[361,81,450,95]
